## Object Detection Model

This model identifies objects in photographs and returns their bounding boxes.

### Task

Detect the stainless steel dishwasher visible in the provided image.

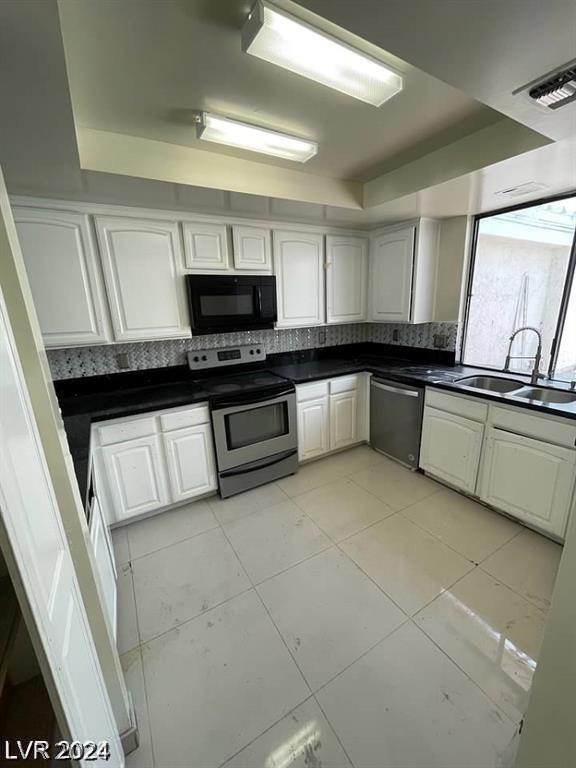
[370,377,424,469]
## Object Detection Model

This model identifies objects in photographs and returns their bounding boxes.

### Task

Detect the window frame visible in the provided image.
[460,190,576,381]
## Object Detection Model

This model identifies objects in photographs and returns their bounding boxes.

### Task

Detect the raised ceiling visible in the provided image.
[0,0,571,215]
[58,0,502,182]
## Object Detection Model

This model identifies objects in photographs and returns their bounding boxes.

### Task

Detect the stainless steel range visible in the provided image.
[188,346,298,498]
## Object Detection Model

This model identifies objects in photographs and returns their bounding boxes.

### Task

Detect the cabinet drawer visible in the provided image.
[425,388,488,423]
[96,416,157,446]
[490,406,576,449]
[297,380,329,402]
[329,375,359,394]
[160,404,210,432]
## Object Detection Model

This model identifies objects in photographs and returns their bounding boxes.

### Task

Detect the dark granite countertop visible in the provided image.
[54,343,576,507]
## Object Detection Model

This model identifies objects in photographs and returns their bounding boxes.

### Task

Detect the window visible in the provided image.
[462,194,576,382]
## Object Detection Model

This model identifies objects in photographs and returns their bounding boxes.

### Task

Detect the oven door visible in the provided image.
[211,391,297,472]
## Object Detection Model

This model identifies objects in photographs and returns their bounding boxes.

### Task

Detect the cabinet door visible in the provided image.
[297,396,329,461]
[95,215,189,341]
[480,427,575,538]
[330,390,358,450]
[420,406,484,493]
[163,424,217,503]
[101,435,170,522]
[89,497,117,638]
[370,226,415,322]
[182,221,229,270]
[13,207,111,347]
[326,236,368,324]
[274,230,324,327]
[233,225,271,271]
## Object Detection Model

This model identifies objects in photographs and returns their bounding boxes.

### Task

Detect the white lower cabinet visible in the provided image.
[163,423,217,502]
[93,403,217,525]
[420,406,484,494]
[480,427,576,538]
[298,396,330,462]
[102,434,170,523]
[297,375,363,462]
[330,390,358,451]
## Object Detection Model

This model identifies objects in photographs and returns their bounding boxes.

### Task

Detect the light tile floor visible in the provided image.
[113,445,563,768]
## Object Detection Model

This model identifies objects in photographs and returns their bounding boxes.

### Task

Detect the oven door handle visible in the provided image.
[219,449,297,478]
[212,387,295,410]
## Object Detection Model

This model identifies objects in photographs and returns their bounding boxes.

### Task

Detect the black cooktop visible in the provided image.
[193,370,293,405]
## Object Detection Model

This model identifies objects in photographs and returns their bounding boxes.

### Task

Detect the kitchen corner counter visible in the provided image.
[54,345,576,508]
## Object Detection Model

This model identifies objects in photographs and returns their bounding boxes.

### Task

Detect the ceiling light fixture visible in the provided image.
[242,0,403,107]
[194,111,318,162]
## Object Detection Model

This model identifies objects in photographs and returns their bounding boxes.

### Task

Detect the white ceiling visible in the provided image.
[0,0,572,217]
[57,0,503,182]
[298,0,576,142]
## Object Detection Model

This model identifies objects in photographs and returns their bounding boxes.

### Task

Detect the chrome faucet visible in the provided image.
[504,326,543,385]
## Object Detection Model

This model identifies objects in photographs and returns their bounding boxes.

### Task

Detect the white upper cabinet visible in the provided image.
[326,235,368,324]
[95,216,190,342]
[370,219,439,324]
[182,221,229,271]
[273,230,324,327]
[370,225,415,322]
[232,225,272,271]
[13,207,111,347]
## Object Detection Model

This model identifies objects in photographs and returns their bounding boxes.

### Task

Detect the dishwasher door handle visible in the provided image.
[372,381,420,397]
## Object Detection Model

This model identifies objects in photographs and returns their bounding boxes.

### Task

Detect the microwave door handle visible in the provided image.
[255,286,262,317]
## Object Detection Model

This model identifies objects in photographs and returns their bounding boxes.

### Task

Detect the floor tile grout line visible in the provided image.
[251,542,335,589]
[287,492,413,620]
[288,488,397,549]
[312,617,412,698]
[122,569,158,768]
[346,472,443,514]
[208,482,291,526]
[131,584,255,652]
[311,691,357,768]
[132,645,158,768]
[125,520,222,564]
[476,563,552,614]
[393,495,524,566]
[217,519,317,746]
[405,616,521,728]
[213,694,318,768]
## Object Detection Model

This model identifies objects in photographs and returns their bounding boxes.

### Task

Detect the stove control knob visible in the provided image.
[193,356,199,363]
[249,349,254,355]
[201,355,207,361]
[256,348,261,354]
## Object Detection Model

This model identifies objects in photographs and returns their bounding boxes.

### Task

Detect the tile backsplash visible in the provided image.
[47,322,458,379]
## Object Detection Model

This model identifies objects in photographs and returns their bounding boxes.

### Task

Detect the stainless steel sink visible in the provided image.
[456,376,525,393]
[513,387,576,404]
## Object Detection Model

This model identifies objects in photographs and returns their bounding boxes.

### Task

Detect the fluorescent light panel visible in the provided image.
[196,112,317,162]
[242,1,403,107]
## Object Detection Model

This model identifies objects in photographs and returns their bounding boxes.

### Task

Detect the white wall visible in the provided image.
[515,499,576,767]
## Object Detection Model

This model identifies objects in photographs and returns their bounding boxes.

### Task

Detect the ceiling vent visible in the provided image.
[515,61,576,110]
[495,182,549,199]
[529,67,576,109]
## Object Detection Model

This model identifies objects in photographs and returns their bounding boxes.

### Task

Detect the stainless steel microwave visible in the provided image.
[186,274,277,335]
